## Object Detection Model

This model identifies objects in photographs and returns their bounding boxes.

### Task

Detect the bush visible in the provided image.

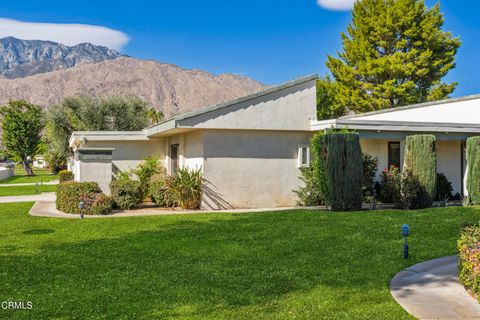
[45,151,67,174]
[321,132,363,211]
[56,182,111,215]
[378,165,401,204]
[294,167,325,206]
[110,178,143,210]
[362,153,379,200]
[467,137,480,204]
[58,170,74,183]
[458,224,480,297]
[168,168,204,210]
[132,156,163,196]
[400,170,432,210]
[435,172,453,201]
[149,173,177,208]
[403,135,437,208]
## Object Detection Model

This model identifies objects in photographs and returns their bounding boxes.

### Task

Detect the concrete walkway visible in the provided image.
[0,180,58,187]
[29,200,324,219]
[390,256,480,319]
[0,192,56,203]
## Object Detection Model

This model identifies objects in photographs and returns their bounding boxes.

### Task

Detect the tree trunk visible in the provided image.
[22,158,34,176]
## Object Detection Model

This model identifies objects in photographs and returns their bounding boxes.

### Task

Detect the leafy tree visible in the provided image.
[147,108,164,125]
[46,95,151,157]
[0,100,44,175]
[327,0,461,114]
[316,76,344,120]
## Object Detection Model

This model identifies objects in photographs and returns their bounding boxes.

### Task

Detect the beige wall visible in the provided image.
[85,140,166,174]
[201,130,312,210]
[361,138,463,195]
[76,159,113,195]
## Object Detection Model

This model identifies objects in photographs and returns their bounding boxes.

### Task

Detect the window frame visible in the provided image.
[298,145,311,168]
[170,143,179,175]
[387,141,401,169]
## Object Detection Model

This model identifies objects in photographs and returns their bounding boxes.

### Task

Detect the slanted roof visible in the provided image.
[311,95,480,133]
[145,74,318,137]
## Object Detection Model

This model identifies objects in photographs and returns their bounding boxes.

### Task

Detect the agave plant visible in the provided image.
[169,167,204,209]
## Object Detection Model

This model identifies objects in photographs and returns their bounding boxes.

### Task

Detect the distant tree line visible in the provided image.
[0,95,164,175]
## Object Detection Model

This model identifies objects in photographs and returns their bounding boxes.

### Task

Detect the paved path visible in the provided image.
[0,192,56,203]
[29,200,324,219]
[390,256,480,319]
[0,180,58,187]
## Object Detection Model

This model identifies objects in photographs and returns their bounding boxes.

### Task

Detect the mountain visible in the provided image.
[0,37,124,78]
[0,57,267,117]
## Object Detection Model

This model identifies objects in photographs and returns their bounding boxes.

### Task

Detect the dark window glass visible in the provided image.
[301,147,308,165]
[171,144,179,174]
[388,142,401,169]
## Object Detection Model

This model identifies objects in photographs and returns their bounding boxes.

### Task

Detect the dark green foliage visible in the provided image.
[45,95,151,157]
[132,156,163,197]
[327,0,460,114]
[322,132,363,211]
[56,182,111,215]
[0,100,44,175]
[435,173,453,201]
[400,170,432,210]
[403,135,437,208]
[45,151,67,174]
[467,137,480,205]
[110,178,143,210]
[458,224,480,297]
[362,153,379,200]
[316,76,343,120]
[58,170,74,183]
[149,174,177,208]
[378,166,401,204]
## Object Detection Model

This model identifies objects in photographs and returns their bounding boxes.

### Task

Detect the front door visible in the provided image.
[170,144,179,175]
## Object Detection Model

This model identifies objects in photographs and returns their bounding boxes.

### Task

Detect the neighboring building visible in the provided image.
[312,95,480,196]
[69,75,318,210]
[33,156,47,168]
[70,73,480,209]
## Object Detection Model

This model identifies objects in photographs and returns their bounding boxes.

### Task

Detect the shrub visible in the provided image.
[435,172,453,201]
[458,224,480,297]
[58,170,74,183]
[294,167,325,206]
[110,178,143,210]
[362,153,379,200]
[168,168,204,210]
[56,182,111,215]
[322,132,363,211]
[400,170,431,210]
[149,173,177,208]
[378,165,401,204]
[132,156,163,196]
[467,137,480,204]
[403,135,437,208]
[45,151,67,174]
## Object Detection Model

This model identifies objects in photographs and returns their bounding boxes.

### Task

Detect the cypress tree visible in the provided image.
[466,137,480,204]
[321,132,363,211]
[402,135,437,208]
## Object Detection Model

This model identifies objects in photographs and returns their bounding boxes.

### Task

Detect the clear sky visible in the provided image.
[0,1,478,97]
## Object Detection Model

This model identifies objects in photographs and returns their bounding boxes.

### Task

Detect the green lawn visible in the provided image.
[0,166,58,184]
[0,204,478,319]
[0,185,57,196]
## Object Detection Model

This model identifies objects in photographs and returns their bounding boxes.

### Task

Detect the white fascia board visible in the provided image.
[69,131,149,148]
[310,119,337,131]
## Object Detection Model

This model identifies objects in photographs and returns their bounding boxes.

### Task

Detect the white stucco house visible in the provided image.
[69,73,479,209]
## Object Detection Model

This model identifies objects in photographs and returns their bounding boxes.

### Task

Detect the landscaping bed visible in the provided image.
[1,203,480,319]
[459,224,480,300]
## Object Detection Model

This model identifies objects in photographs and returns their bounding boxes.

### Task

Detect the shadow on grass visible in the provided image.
[0,207,479,319]
[22,229,55,235]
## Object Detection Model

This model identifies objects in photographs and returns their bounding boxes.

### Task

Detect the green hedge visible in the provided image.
[58,170,74,183]
[56,182,111,215]
[402,135,437,209]
[458,224,480,297]
[149,174,177,208]
[467,137,480,204]
[110,178,143,210]
[321,132,363,211]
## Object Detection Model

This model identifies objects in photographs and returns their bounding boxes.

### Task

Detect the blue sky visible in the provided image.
[0,1,478,97]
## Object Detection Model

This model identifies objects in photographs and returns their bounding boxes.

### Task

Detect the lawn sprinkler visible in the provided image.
[401,224,410,259]
[79,200,85,219]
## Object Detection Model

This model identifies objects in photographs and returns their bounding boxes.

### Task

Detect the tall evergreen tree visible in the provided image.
[327,0,460,113]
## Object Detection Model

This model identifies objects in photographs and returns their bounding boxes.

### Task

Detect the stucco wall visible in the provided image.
[76,159,113,195]
[0,167,14,181]
[201,130,312,210]
[84,140,165,174]
[360,139,396,180]
[437,140,462,195]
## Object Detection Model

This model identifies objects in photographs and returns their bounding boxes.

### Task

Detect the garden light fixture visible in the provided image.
[79,200,84,219]
[402,224,410,259]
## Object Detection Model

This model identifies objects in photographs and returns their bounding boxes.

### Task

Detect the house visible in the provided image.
[312,95,480,196]
[69,75,318,210]
[33,156,47,168]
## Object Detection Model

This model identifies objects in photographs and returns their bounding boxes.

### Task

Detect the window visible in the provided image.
[298,145,311,168]
[388,142,401,169]
[170,144,179,174]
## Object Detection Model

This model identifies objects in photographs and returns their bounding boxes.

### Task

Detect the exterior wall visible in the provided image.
[0,167,14,181]
[165,131,204,174]
[83,140,165,174]
[201,129,312,210]
[360,138,463,195]
[437,140,462,195]
[77,159,112,195]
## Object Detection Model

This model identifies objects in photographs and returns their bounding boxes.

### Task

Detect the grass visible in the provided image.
[0,185,57,196]
[0,204,479,319]
[0,166,58,184]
